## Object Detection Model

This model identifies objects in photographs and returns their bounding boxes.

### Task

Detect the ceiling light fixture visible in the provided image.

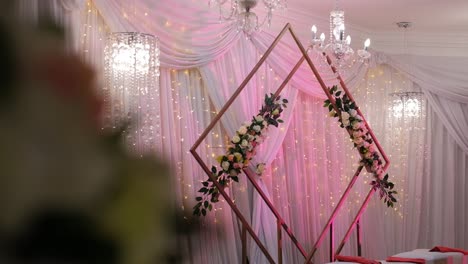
[104,32,161,155]
[310,0,371,68]
[389,22,425,120]
[209,0,286,35]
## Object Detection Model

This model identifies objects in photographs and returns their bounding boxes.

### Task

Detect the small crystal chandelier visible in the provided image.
[310,0,370,67]
[390,92,425,119]
[209,0,286,35]
[104,32,161,155]
[389,22,425,121]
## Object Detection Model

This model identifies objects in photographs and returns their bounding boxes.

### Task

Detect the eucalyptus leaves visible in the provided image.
[193,94,287,216]
[324,85,397,207]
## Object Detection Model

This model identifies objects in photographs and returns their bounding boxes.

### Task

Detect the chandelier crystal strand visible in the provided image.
[104,32,161,156]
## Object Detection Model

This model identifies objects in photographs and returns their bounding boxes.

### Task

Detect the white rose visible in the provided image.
[364,151,372,158]
[348,109,357,117]
[233,152,243,162]
[255,115,264,122]
[272,109,279,116]
[248,135,254,141]
[354,137,364,145]
[222,161,230,171]
[352,131,362,138]
[232,135,241,143]
[328,110,336,117]
[229,169,238,176]
[341,112,350,126]
[253,125,261,132]
[241,139,249,147]
[238,126,248,135]
[352,121,361,130]
[256,163,266,174]
[262,121,268,126]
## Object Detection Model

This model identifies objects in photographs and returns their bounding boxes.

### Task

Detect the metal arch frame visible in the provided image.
[189,23,390,264]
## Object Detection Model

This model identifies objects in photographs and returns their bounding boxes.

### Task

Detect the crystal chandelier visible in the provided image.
[209,0,286,35]
[390,92,425,119]
[389,22,425,120]
[310,0,370,67]
[104,32,161,155]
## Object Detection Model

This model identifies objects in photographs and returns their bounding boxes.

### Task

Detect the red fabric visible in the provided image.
[386,256,426,264]
[430,246,468,255]
[335,255,380,264]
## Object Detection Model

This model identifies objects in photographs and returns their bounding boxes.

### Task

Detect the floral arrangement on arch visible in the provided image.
[324,85,397,207]
[193,94,288,216]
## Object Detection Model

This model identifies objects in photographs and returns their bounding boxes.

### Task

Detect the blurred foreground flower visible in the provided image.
[0,14,187,264]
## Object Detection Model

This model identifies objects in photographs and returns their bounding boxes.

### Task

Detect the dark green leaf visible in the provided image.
[336,91,342,97]
[270,119,278,127]
[201,209,206,216]
[211,166,217,173]
[231,176,239,182]
[198,187,208,193]
[336,98,342,109]
[278,119,284,123]
[204,201,209,208]
[196,197,202,201]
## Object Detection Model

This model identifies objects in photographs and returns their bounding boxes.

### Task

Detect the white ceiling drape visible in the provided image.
[373,53,468,154]
[90,0,468,156]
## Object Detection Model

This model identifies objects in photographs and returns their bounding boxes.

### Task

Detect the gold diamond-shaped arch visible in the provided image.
[190,23,390,264]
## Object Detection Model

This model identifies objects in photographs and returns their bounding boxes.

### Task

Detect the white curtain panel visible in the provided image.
[15,0,85,51]
[373,53,468,154]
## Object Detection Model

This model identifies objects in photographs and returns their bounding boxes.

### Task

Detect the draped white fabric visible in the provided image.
[15,0,468,263]
[373,53,468,154]
[16,0,85,51]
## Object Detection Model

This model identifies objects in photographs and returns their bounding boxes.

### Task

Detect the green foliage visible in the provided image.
[193,93,288,216]
[324,85,397,208]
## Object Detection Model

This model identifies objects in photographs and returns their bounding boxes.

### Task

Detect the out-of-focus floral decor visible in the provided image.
[0,8,188,264]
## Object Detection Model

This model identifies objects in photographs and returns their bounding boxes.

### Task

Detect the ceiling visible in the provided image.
[268,0,468,56]
[287,0,468,34]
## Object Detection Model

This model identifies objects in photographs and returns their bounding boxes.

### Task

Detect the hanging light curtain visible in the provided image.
[103,32,161,155]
